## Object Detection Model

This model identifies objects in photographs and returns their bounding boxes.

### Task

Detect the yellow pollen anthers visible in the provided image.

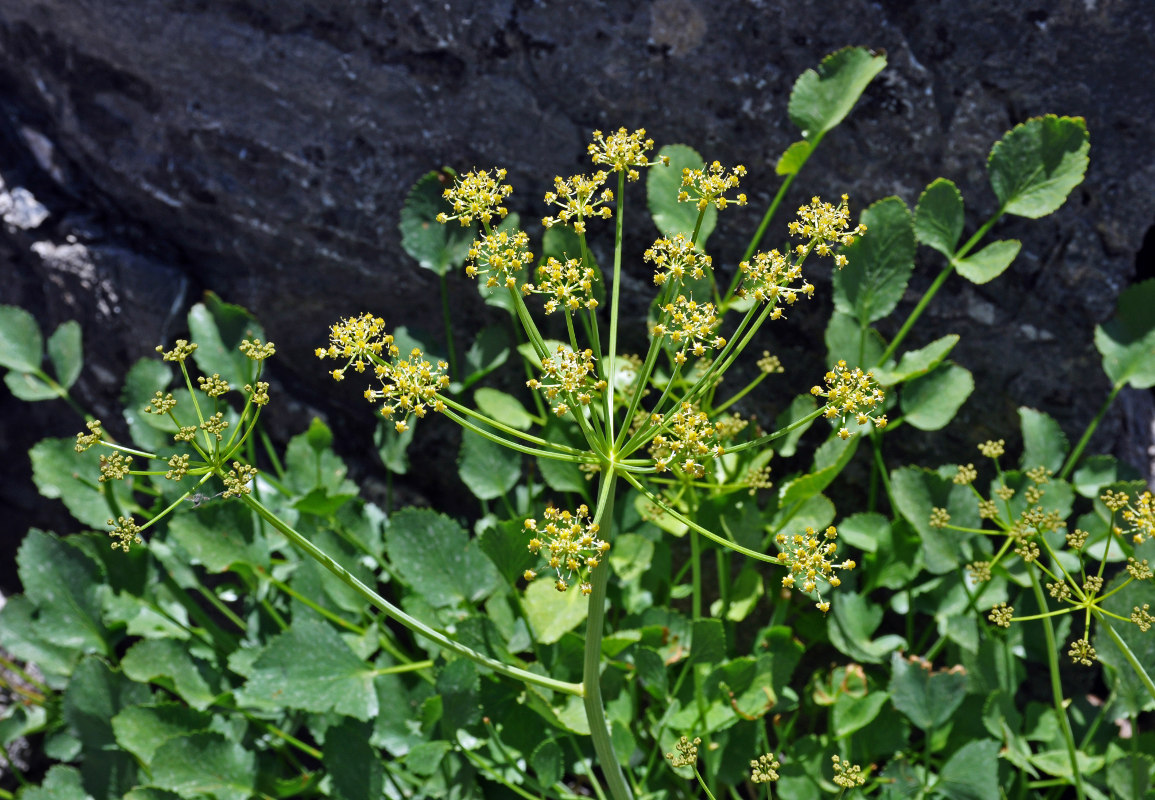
[1120,490,1154,545]
[541,171,614,233]
[523,504,611,595]
[649,403,725,478]
[436,167,513,227]
[651,294,726,366]
[775,525,855,613]
[316,314,397,380]
[587,127,668,181]
[737,248,814,315]
[365,348,451,433]
[526,345,606,417]
[810,360,887,433]
[465,229,534,289]
[645,234,712,286]
[524,257,599,314]
[788,194,865,264]
[679,160,748,211]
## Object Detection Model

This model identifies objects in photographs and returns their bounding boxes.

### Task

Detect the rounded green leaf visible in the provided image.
[474,388,534,431]
[1018,407,1068,473]
[832,197,915,324]
[523,578,588,644]
[889,466,979,574]
[4,371,57,401]
[775,139,812,176]
[47,320,83,389]
[30,437,135,528]
[787,46,887,139]
[111,703,213,764]
[1095,278,1155,389]
[899,363,974,431]
[458,427,521,500]
[954,238,1021,284]
[871,334,959,386]
[187,294,265,387]
[0,304,43,372]
[887,651,968,731]
[121,639,216,710]
[400,169,476,276]
[150,733,256,800]
[988,115,1089,218]
[385,508,500,607]
[324,718,384,800]
[914,178,965,256]
[936,739,1002,800]
[647,144,716,246]
[824,309,886,369]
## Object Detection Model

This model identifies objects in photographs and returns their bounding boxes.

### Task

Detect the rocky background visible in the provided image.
[2,0,1154,593]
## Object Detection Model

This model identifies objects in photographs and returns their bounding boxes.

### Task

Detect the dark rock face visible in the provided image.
[2,0,1153,577]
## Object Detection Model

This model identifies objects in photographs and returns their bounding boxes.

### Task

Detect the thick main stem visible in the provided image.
[583,471,633,800]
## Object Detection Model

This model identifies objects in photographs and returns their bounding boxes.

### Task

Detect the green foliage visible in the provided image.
[6,46,1152,800]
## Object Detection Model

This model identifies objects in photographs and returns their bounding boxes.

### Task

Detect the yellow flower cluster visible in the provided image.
[664,736,700,768]
[587,127,667,181]
[750,753,780,784]
[541,171,613,233]
[810,360,887,437]
[831,755,866,789]
[436,168,512,226]
[157,339,197,362]
[75,420,103,452]
[107,515,143,552]
[524,257,599,315]
[465,229,533,290]
[365,348,450,433]
[523,504,611,594]
[650,403,725,477]
[737,248,814,314]
[775,525,855,612]
[1120,490,1154,544]
[678,160,747,211]
[527,345,606,417]
[788,195,865,264]
[652,295,725,365]
[644,235,712,286]
[222,461,259,498]
[315,314,397,380]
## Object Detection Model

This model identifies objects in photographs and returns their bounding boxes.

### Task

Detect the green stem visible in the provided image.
[605,170,628,444]
[241,495,583,696]
[1028,570,1086,800]
[1059,382,1122,481]
[583,470,633,800]
[1095,614,1155,702]
[439,272,458,377]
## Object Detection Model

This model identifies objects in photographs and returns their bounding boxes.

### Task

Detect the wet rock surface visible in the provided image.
[2,0,1153,590]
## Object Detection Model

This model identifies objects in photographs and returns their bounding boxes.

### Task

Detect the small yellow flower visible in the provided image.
[587,127,667,181]
[239,338,276,361]
[246,381,270,406]
[678,161,747,211]
[316,313,396,381]
[652,295,725,365]
[645,235,712,286]
[524,505,611,592]
[144,392,177,415]
[750,753,780,784]
[465,229,533,289]
[775,525,854,611]
[737,249,814,312]
[98,452,132,482]
[541,171,614,232]
[436,168,512,226]
[953,463,977,485]
[197,373,231,398]
[524,257,598,314]
[810,360,886,432]
[787,195,865,262]
[649,403,725,478]
[526,345,605,417]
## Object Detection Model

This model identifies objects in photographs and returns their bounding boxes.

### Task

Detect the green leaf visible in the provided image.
[121,639,216,710]
[836,512,889,554]
[778,436,858,510]
[774,394,817,458]
[1019,407,1068,472]
[64,656,149,798]
[1095,570,1155,716]
[236,617,378,720]
[887,651,968,731]
[531,739,564,787]
[478,518,537,587]
[1072,454,1141,499]
[648,144,716,246]
[437,658,481,732]
[14,530,109,657]
[1107,752,1154,800]
[523,579,588,645]
[833,691,889,738]
[988,115,1089,218]
[890,466,978,574]
[30,437,135,528]
[324,718,384,800]
[608,533,655,583]
[832,197,916,325]
[386,508,500,607]
[954,239,1021,284]
[17,765,90,800]
[47,320,83,389]
[187,297,264,387]
[458,427,521,500]
[787,46,887,139]
[150,733,256,800]
[824,310,886,370]
[538,419,591,497]
[404,740,453,776]
[775,140,812,176]
[167,505,269,573]
[375,417,414,474]
[5,371,57,400]
[900,363,974,431]
[1095,279,1155,389]
[872,335,959,386]
[304,415,333,453]
[0,304,43,371]
[474,388,535,431]
[399,169,475,276]
[935,739,1001,799]
[690,618,727,666]
[914,178,965,257]
[828,593,906,663]
[461,325,510,389]
[111,703,213,764]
